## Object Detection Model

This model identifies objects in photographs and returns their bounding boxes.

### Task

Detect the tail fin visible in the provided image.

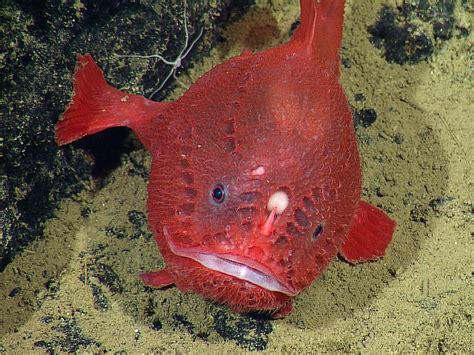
[55,54,169,149]
[340,200,396,263]
[291,0,345,76]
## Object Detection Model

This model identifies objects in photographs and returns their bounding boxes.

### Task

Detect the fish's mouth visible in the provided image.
[163,226,297,296]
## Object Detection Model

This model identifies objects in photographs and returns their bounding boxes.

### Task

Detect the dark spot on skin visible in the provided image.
[180,145,192,156]
[286,222,302,237]
[223,119,235,134]
[400,1,456,40]
[179,127,192,140]
[312,187,324,202]
[179,159,189,168]
[314,253,326,268]
[249,179,263,188]
[224,137,236,152]
[295,208,311,228]
[312,224,324,241]
[286,268,295,280]
[238,191,261,203]
[240,221,253,232]
[274,235,288,246]
[212,232,231,247]
[237,206,257,219]
[323,188,336,200]
[179,203,195,216]
[303,196,318,213]
[184,187,198,199]
[324,235,336,250]
[231,151,243,164]
[180,172,193,184]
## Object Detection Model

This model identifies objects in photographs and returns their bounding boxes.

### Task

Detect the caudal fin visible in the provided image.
[292,0,345,75]
[56,54,168,149]
[340,200,396,263]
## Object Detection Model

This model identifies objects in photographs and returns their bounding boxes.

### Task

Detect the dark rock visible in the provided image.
[172,313,195,334]
[150,319,162,331]
[90,283,109,311]
[354,93,366,103]
[1,0,240,270]
[354,108,377,128]
[368,0,459,65]
[41,315,54,324]
[8,287,21,297]
[368,5,433,64]
[213,310,273,351]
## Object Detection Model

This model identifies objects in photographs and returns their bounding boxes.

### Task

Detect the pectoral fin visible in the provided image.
[340,200,396,263]
[140,268,174,288]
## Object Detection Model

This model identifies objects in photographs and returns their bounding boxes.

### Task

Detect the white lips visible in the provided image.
[162,226,297,296]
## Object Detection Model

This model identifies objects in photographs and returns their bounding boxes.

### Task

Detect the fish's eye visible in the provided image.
[211,184,225,203]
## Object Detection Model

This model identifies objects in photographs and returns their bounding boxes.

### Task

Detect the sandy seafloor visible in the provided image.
[1,0,472,353]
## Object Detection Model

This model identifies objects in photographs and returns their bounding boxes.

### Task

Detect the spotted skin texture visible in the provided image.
[56,0,396,317]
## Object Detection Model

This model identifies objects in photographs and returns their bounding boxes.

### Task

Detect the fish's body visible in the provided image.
[56,0,396,317]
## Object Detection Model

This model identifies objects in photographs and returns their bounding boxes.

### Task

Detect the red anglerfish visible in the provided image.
[56,0,396,317]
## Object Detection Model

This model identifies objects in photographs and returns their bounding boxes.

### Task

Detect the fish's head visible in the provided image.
[146,50,360,314]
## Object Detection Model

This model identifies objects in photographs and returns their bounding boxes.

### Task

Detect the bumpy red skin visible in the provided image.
[56,0,395,317]
[143,0,358,315]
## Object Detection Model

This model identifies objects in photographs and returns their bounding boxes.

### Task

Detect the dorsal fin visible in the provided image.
[291,0,345,76]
